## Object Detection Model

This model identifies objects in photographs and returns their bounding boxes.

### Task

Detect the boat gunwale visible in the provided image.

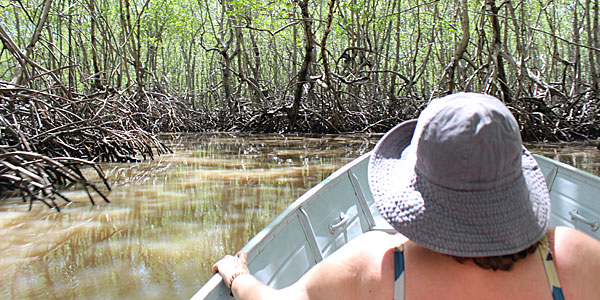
[533,154,600,184]
[193,153,600,300]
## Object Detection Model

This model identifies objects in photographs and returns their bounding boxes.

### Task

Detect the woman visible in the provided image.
[213,93,600,299]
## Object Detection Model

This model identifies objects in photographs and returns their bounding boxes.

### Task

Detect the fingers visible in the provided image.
[212,255,229,275]
[211,252,249,279]
[212,254,241,274]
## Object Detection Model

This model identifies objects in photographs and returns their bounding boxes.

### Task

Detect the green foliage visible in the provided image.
[0,0,598,138]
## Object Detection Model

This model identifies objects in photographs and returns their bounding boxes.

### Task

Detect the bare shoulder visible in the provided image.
[314,230,406,276]
[293,231,405,300]
[348,230,409,252]
[317,231,407,267]
[553,226,600,257]
[552,226,600,298]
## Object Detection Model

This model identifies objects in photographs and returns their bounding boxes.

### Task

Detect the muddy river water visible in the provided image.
[1,134,598,300]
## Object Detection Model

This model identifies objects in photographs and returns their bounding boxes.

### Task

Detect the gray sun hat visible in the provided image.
[368,92,551,257]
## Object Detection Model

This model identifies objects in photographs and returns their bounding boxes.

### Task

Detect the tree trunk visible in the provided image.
[586,0,599,91]
[571,0,582,97]
[445,0,470,94]
[320,0,335,89]
[118,0,129,86]
[392,0,402,95]
[506,0,526,98]
[595,0,600,90]
[0,24,28,81]
[15,0,53,84]
[291,6,298,81]
[248,31,260,81]
[485,0,512,102]
[290,0,315,131]
[89,0,102,90]
[381,0,397,94]
[68,3,75,90]
[320,0,342,131]
[543,5,559,86]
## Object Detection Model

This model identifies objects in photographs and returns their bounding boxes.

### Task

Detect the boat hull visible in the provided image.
[191,153,600,300]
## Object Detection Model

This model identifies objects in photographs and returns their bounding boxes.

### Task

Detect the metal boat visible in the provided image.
[191,153,600,300]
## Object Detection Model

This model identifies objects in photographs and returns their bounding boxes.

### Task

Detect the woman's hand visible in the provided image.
[212,252,250,290]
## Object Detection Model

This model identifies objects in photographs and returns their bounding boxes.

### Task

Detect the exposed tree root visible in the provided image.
[0,81,199,210]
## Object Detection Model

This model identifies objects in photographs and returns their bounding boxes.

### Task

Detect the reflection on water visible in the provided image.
[0,134,598,300]
[0,133,377,300]
[527,142,600,176]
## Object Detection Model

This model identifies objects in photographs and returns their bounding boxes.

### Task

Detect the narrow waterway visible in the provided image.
[0,134,598,300]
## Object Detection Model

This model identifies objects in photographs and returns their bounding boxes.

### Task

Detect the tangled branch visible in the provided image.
[0,80,180,210]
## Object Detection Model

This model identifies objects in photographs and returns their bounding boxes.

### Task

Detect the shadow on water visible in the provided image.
[0,134,598,300]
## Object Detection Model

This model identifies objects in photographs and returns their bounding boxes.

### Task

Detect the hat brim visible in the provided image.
[368,119,551,257]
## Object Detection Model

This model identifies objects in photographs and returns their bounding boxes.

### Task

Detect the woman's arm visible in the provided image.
[212,231,406,300]
[552,226,600,299]
[212,252,307,300]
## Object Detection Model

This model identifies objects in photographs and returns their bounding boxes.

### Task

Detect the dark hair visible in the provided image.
[451,241,540,271]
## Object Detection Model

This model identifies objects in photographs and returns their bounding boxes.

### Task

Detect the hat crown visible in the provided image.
[368,92,551,257]
[415,94,523,190]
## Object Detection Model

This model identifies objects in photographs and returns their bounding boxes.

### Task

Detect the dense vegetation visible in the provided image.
[1,0,599,208]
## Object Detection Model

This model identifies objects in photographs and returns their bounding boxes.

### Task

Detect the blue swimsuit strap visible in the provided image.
[394,244,405,281]
[393,245,405,300]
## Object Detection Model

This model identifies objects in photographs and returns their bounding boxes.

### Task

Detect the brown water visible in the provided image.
[527,142,600,176]
[0,134,598,300]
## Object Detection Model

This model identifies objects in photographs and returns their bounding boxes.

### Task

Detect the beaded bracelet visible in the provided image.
[229,271,249,297]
